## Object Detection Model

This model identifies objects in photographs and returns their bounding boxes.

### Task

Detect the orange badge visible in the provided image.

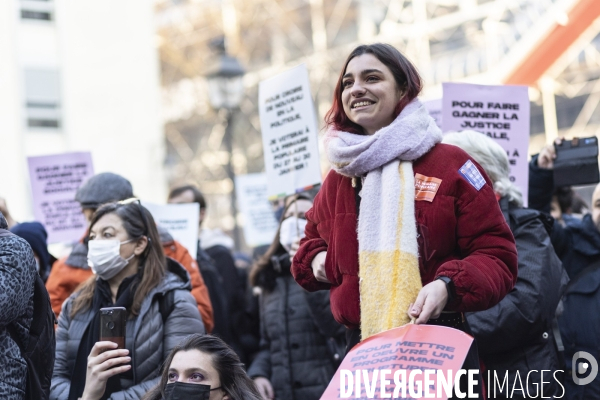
[414,173,442,202]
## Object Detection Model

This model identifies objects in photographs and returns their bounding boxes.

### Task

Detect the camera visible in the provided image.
[553,137,600,187]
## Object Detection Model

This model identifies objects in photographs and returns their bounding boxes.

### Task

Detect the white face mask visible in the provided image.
[279,216,308,252]
[87,239,135,281]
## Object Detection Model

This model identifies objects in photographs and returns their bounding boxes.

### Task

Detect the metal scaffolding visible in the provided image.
[155,0,600,235]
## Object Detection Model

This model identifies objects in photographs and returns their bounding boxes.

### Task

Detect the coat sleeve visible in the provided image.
[49,298,74,400]
[528,154,555,214]
[0,236,35,327]
[435,168,518,312]
[292,174,333,292]
[108,378,160,400]
[465,214,565,354]
[247,296,272,379]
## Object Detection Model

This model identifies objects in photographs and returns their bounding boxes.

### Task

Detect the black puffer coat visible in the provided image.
[466,198,568,398]
[247,254,345,400]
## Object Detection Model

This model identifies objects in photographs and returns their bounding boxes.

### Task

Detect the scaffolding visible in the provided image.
[156,0,600,234]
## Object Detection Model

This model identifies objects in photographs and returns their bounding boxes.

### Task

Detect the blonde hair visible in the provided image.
[442,130,523,207]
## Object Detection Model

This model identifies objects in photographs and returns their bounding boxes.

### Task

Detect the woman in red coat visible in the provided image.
[291,43,518,396]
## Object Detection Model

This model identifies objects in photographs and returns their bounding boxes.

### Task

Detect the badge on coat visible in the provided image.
[414,173,442,202]
[459,160,486,191]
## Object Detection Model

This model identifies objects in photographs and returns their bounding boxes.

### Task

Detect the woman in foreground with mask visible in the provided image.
[247,195,346,400]
[50,200,205,400]
[142,333,262,400]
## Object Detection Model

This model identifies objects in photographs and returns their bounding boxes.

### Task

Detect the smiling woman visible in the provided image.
[291,43,518,398]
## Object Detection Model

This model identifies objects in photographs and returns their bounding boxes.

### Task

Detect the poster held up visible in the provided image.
[442,82,530,206]
[142,202,200,260]
[320,324,473,399]
[423,98,442,129]
[259,64,322,200]
[235,173,279,247]
[27,152,94,244]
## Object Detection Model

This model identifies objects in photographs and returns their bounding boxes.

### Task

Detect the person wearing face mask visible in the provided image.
[50,200,205,400]
[247,195,346,400]
[142,334,262,400]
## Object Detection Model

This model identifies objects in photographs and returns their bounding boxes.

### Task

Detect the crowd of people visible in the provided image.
[0,42,599,400]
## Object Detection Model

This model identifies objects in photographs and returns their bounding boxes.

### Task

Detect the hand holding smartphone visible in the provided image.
[99,307,127,349]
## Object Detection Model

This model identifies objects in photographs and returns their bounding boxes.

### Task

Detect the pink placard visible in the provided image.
[321,325,474,399]
[27,152,94,243]
[442,83,530,206]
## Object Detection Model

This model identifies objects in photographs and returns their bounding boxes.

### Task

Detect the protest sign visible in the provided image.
[321,324,473,400]
[235,173,279,247]
[259,64,322,199]
[27,152,94,244]
[442,83,530,206]
[142,202,199,259]
[423,98,442,129]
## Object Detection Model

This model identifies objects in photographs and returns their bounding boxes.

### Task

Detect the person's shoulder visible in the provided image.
[418,143,473,169]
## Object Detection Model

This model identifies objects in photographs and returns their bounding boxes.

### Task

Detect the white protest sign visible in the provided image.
[235,173,279,247]
[142,202,199,259]
[259,64,322,199]
[423,98,442,129]
[442,83,530,206]
[27,152,94,244]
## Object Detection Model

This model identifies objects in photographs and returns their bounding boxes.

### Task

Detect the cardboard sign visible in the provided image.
[235,173,279,247]
[27,152,94,244]
[442,83,530,206]
[142,202,199,260]
[259,64,322,199]
[423,98,442,129]
[321,325,473,400]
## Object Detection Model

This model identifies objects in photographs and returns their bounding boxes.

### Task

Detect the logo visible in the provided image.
[572,351,599,386]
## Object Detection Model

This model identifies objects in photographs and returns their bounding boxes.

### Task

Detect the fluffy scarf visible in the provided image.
[325,99,442,339]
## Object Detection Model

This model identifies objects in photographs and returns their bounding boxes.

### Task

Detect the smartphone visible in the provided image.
[99,307,127,350]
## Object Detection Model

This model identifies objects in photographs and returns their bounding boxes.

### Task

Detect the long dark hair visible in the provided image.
[325,43,422,135]
[71,201,166,317]
[249,194,311,291]
[142,334,262,400]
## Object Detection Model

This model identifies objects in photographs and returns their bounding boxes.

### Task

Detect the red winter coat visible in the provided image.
[292,144,518,329]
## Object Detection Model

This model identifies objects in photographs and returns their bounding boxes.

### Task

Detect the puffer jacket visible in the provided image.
[0,217,37,400]
[46,227,214,332]
[247,255,345,400]
[293,143,518,329]
[466,197,569,398]
[50,259,205,400]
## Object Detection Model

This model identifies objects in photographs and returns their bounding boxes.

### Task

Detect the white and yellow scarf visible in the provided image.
[325,99,442,339]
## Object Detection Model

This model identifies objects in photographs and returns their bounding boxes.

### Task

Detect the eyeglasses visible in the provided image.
[117,198,150,239]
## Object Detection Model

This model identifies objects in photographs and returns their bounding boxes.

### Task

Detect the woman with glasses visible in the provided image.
[50,200,205,400]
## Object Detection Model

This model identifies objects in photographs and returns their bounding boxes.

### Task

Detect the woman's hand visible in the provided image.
[288,237,301,264]
[311,251,330,283]
[80,341,131,400]
[407,280,448,324]
[253,377,274,400]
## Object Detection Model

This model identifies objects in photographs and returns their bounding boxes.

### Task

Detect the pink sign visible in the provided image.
[442,83,530,206]
[27,152,94,243]
[321,325,474,399]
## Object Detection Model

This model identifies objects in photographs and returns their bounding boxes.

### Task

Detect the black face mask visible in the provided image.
[164,381,222,400]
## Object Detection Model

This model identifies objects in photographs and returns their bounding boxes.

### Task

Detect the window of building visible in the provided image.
[24,69,62,129]
[20,0,53,22]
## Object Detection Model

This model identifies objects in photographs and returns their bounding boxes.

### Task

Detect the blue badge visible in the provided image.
[459,160,485,191]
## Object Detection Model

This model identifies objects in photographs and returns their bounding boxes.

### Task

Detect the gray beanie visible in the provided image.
[75,172,134,209]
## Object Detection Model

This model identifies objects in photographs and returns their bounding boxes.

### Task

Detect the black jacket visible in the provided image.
[247,254,345,400]
[466,198,568,398]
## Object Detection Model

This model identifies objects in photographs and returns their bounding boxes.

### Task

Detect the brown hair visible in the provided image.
[142,334,262,400]
[71,201,166,318]
[325,43,422,135]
